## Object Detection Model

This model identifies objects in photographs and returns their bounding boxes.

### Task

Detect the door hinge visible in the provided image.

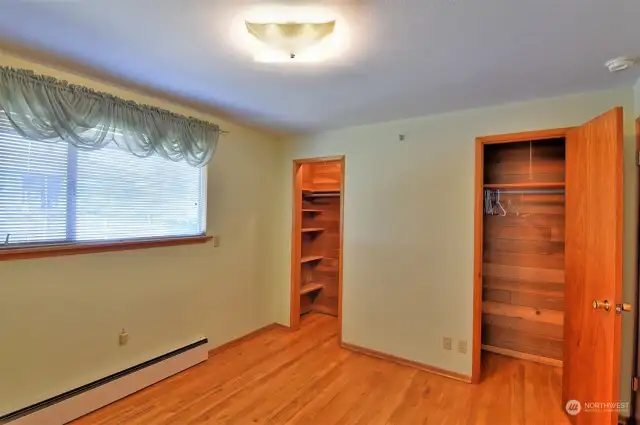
[633,376,639,392]
[636,152,640,166]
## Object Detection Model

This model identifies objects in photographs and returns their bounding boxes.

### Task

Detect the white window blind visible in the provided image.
[0,114,206,248]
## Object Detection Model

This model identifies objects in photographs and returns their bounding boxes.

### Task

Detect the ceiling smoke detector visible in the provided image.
[605,57,636,73]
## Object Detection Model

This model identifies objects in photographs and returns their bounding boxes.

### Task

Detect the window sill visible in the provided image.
[0,235,213,261]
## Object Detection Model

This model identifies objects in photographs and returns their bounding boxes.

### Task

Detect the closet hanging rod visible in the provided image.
[483,182,564,189]
[488,189,565,195]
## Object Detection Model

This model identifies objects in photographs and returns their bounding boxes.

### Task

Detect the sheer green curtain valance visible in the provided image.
[0,66,220,167]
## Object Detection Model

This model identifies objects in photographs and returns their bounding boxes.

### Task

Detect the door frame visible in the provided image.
[632,116,640,424]
[471,127,573,384]
[289,155,346,340]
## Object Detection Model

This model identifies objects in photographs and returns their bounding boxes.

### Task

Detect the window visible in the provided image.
[0,114,206,249]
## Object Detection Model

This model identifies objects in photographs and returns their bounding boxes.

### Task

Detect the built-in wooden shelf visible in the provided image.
[302,228,324,233]
[302,189,340,198]
[483,182,565,189]
[300,283,324,295]
[301,255,323,264]
[302,209,323,213]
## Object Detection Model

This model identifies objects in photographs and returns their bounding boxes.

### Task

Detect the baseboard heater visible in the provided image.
[0,339,208,425]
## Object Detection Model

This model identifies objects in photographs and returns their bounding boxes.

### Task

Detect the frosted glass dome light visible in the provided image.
[245,21,336,59]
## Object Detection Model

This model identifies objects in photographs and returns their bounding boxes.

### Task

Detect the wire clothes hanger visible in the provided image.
[495,190,506,216]
[485,189,507,216]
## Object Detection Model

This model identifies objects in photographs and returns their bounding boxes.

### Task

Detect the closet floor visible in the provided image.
[73,313,568,425]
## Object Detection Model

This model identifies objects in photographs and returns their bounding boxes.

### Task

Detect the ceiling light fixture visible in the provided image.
[245,21,336,60]
[231,5,349,64]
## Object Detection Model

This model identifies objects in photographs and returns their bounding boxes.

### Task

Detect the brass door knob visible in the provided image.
[616,303,632,314]
[593,300,611,312]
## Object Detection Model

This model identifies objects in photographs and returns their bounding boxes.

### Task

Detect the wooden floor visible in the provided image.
[73,314,569,425]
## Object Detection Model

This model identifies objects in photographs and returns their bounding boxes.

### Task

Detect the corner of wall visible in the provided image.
[264,135,300,326]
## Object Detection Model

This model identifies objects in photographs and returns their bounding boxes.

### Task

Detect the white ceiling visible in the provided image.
[0,0,639,133]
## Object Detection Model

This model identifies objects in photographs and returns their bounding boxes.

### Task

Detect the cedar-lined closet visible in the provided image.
[294,160,342,319]
[472,110,627,425]
[481,138,565,365]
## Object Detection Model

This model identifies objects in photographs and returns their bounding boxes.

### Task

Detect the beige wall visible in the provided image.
[272,88,637,412]
[0,54,282,415]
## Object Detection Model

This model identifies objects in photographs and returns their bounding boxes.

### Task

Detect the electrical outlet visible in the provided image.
[213,235,220,247]
[443,337,452,350]
[119,329,129,346]
[458,339,467,354]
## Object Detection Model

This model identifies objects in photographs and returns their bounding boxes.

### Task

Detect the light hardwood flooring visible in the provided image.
[73,313,569,425]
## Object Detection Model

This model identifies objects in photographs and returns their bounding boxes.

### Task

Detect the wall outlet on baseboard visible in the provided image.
[458,339,467,354]
[443,337,452,350]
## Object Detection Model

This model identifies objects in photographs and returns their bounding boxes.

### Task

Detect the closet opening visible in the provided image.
[290,156,344,334]
[480,138,565,366]
[473,129,570,410]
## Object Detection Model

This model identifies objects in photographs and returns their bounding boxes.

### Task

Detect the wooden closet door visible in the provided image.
[564,107,624,425]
